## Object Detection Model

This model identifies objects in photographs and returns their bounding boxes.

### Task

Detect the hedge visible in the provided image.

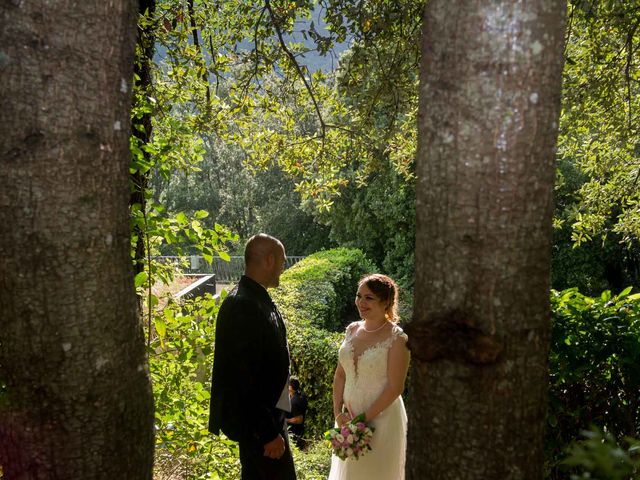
[272,248,377,437]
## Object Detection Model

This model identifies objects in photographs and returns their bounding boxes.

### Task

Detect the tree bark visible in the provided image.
[408,1,566,478]
[0,1,154,478]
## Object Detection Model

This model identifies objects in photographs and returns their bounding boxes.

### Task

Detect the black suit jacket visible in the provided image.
[209,275,290,445]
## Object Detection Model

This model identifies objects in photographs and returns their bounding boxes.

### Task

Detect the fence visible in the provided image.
[154,255,305,283]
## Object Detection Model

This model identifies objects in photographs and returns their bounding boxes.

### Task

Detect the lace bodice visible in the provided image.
[338,322,408,415]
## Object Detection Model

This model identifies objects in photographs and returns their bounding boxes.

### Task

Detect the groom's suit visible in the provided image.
[209,275,295,479]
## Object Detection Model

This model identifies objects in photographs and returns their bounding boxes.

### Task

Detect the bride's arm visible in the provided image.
[363,336,410,422]
[332,362,350,427]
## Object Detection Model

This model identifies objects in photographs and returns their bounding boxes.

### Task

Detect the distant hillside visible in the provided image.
[284,7,350,72]
[154,6,350,73]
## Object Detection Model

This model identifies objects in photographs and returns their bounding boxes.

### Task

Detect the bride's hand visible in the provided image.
[347,403,356,419]
[336,411,352,427]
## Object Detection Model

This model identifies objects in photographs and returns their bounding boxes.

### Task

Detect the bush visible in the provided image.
[272,248,377,438]
[547,287,640,478]
[273,248,377,332]
[561,426,640,480]
[150,294,241,480]
[291,438,333,480]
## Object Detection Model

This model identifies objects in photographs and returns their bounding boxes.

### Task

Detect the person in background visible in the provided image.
[286,376,308,450]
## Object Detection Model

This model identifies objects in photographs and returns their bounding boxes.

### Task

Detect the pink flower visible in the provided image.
[325,415,375,461]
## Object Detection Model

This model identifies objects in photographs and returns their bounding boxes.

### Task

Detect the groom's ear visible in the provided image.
[265,252,275,268]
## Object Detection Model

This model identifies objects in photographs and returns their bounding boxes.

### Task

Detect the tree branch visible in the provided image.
[264,0,326,136]
[623,16,640,131]
[187,0,211,108]
[239,6,267,101]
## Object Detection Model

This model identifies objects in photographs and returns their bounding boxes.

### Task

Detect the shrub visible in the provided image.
[272,248,377,438]
[274,248,377,332]
[285,322,342,439]
[546,287,640,478]
[151,294,241,480]
[292,438,333,480]
[561,426,639,480]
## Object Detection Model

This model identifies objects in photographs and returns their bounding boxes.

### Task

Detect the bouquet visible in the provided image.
[325,413,375,460]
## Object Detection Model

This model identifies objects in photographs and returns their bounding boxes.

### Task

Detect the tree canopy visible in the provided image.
[130,0,639,293]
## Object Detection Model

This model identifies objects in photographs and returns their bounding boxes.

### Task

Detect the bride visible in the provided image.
[328,274,410,480]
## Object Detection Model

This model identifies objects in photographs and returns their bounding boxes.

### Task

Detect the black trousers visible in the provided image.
[239,420,296,480]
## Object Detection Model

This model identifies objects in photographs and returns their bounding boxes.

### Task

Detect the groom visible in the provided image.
[209,234,296,480]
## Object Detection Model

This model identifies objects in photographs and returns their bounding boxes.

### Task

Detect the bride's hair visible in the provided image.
[359,274,400,323]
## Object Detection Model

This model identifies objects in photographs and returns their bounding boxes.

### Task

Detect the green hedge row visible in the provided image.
[272,248,377,438]
[275,248,377,332]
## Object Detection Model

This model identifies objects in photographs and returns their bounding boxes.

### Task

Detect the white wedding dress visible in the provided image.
[327,323,408,480]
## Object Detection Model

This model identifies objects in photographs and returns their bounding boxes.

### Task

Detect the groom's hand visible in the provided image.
[263,434,285,459]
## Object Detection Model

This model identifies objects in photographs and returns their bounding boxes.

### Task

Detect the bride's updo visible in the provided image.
[359,274,400,323]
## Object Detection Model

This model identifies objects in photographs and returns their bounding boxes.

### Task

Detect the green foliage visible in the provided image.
[274,248,377,332]
[153,133,333,256]
[320,157,416,289]
[291,438,332,480]
[562,426,640,480]
[140,0,640,327]
[139,0,423,291]
[272,248,377,438]
[285,322,342,440]
[557,1,640,247]
[150,294,241,479]
[248,167,334,256]
[547,287,640,477]
[551,229,640,295]
[132,201,237,264]
[552,157,640,294]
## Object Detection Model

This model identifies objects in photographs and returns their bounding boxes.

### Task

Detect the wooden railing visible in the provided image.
[154,255,305,283]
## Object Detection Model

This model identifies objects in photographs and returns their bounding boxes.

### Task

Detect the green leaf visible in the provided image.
[156,318,167,339]
[617,286,633,299]
[176,212,188,226]
[135,271,148,287]
[149,294,159,308]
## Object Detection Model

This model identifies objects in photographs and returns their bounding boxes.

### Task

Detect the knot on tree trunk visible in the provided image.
[405,309,503,365]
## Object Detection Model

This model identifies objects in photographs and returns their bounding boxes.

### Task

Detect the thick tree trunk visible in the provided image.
[0,1,154,479]
[408,1,566,479]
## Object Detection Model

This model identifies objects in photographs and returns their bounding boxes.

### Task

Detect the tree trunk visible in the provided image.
[408,1,566,478]
[131,0,156,278]
[0,1,154,478]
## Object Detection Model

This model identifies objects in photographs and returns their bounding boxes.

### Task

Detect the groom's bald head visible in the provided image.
[244,234,286,288]
[245,234,283,266]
